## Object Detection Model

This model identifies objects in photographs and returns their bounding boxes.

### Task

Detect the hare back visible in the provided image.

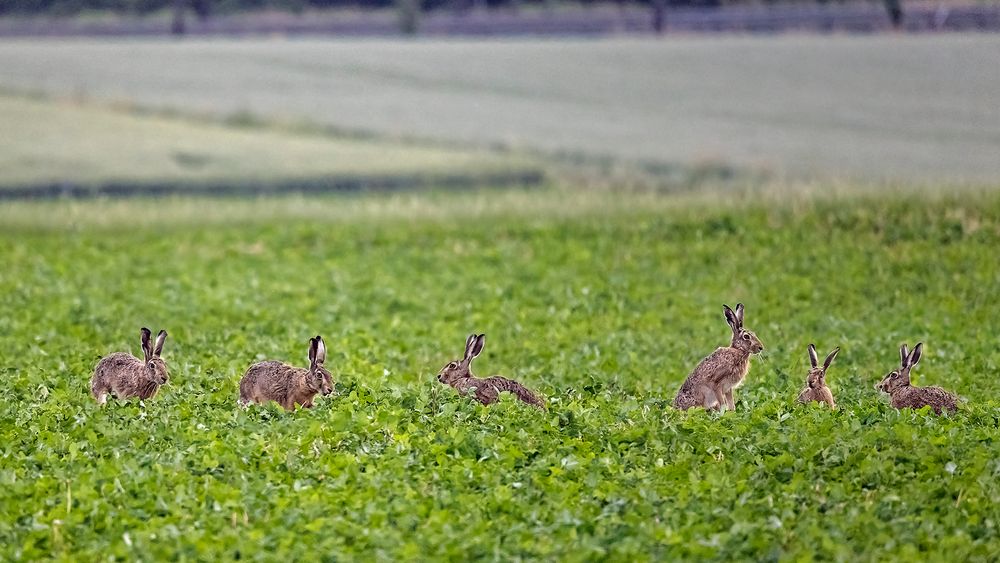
[451,376,499,405]
[240,361,307,406]
[482,376,545,409]
[891,385,958,414]
[93,352,158,399]
[681,347,748,393]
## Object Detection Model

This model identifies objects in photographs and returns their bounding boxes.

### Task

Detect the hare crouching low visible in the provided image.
[91,328,169,405]
[673,303,764,411]
[876,343,958,415]
[437,334,545,409]
[239,336,334,411]
[797,344,839,408]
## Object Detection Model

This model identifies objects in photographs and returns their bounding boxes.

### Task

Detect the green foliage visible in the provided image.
[1,190,998,559]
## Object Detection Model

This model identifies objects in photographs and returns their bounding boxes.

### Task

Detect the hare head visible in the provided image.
[140,327,169,385]
[307,336,334,396]
[438,333,484,385]
[806,344,839,389]
[724,303,764,354]
[877,342,920,394]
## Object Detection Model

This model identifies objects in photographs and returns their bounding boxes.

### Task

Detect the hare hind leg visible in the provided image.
[698,384,722,410]
[90,374,110,405]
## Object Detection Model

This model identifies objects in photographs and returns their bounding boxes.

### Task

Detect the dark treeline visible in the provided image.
[0,0,898,17]
[1,0,921,35]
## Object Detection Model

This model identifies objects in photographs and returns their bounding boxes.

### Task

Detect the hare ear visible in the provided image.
[140,327,152,362]
[909,342,922,367]
[308,336,319,366]
[735,303,745,327]
[313,335,327,366]
[900,344,909,367]
[469,334,486,359]
[723,305,739,333]
[807,344,818,368]
[464,333,478,356]
[152,330,167,358]
[823,347,840,370]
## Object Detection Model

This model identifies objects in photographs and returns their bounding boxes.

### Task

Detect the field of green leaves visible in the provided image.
[1,186,999,559]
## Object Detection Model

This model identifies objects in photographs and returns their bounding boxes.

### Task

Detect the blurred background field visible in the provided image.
[2,35,999,188]
[0,90,540,196]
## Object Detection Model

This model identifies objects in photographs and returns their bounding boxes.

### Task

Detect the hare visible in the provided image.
[673,303,764,411]
[876,342,958,415]
[437,333,545,409]
[238,335,333,411]
[90,328,169,405]
[797,344,839,408]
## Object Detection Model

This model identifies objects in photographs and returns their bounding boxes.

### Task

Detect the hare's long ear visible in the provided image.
[314,335,327,366]
[735,303,745,327]
[823,347,840,370]
[899,344,909,368]
[723,305,739,334]
[152,330,167,358]
[308,336,319,367]
[808,344,819,368]
[469,334,486,360]
[908,342,922,367]
[140,327,152,362]
[460,334,477,366]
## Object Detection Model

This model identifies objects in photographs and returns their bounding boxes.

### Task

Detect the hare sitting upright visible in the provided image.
[797,344,839,408]
[437,333,545,409]
[673,303,765,411]
[91,328,169,405]
[876,342,958,415]
[239,336,333,411]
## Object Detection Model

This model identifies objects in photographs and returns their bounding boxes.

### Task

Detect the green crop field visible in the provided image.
[1,186,999,560]
[1,35,1000,183]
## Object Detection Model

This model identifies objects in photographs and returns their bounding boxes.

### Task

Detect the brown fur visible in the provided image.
[437,334,545,409]
[797,344,838,408]
[238,336,333,411]
[876,342,958,415]
[673,303,764,411]
[90,328,168,404]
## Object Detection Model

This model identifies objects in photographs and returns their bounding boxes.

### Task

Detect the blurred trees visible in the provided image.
[0,0,911,36]
[10,0,862,18]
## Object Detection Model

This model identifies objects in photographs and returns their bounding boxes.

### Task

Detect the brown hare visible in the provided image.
[90,328,169,405]
[876,342,958,415]
[797,344,838,408]
[238,335,334,411]
[437,333,545,409]
[673,303,764,411]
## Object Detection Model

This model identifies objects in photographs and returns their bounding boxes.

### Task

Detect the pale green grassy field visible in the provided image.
[0,94,538,192]
[1,35,999,183]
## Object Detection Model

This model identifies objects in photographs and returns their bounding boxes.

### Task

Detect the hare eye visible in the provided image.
[449,362,457,369]
[742,334,751,340]
[148,362,155,369]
